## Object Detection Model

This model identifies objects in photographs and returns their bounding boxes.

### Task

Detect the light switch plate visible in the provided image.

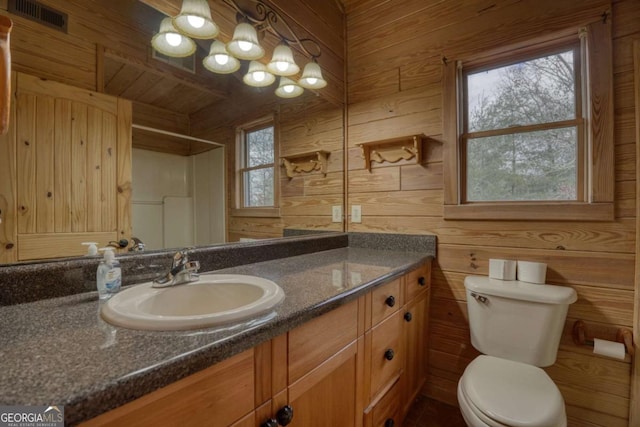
[351,205,362,223]
[332,205,342,222]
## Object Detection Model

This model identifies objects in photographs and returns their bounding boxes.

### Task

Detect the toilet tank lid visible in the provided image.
[464,276,577,304]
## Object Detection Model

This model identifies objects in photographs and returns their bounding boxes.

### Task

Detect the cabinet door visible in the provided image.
[402,289,430,415]
[287,341,358,427]
[288,300,358,384]
[80,349,255,427]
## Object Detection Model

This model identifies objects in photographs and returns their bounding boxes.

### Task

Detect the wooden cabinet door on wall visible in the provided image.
[284,301,359,427]
[0,72,132,262]
[402,289,430,416]
[400,263,431,418]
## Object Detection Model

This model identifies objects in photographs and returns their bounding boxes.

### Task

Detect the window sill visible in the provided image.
[444,202,614,221]
[231,207,281,218]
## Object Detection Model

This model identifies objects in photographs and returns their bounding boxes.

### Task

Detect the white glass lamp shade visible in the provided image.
[173,0,219,39]
[227,22,264,60]
[243,61,276,87]
[275,77,304,98]
[152,18,196,57]
[298,61,327,89]
[203,41,240,74]
[267,44,299,76]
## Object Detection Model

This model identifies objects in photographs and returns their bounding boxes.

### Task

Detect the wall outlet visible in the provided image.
[332,205,342,223]
[351,205,362,223]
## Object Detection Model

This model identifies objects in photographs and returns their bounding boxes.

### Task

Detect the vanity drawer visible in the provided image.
[370,278,401,327]
[365,379,401,427]
[405,262,430,302]
[369,311,403,400]
[288,299,358,384]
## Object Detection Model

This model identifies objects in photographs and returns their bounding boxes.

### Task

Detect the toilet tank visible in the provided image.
[465,275,577,367]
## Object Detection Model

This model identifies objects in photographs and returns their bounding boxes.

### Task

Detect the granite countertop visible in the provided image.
[0,246,432,425]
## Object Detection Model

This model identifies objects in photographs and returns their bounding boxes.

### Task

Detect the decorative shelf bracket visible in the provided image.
[281,150,330,179]
[357,134,425,172]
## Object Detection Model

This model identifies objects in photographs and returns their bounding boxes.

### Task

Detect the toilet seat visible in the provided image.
[459,355,566,427]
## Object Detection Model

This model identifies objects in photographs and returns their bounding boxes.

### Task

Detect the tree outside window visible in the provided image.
[462,45,582,203]
[239,124,276,208]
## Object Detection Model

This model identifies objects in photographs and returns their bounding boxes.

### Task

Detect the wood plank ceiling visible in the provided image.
[104,56,228,115]
[101,2,236,117]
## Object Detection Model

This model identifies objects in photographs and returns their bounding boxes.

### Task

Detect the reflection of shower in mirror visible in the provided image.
[131,146,226,251]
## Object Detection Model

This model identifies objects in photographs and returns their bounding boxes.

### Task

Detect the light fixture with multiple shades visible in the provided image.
[203,40,241,74]
[275,77,303,98]
[151,17,197,57]
[227,21,265,60]
[151,0,327,98]
[243,60,276,87]
[298,60,327,89]
[267,43,299,76]
[173,0,219,39]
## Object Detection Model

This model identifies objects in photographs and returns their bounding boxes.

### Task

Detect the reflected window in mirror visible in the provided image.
[235,116,280,217]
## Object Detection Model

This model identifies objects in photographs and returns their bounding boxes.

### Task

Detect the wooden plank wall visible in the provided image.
[344,0,639,425]
[192,97,345,242]
[186,0,346,242]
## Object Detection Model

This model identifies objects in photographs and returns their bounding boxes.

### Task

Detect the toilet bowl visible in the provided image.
[457,355,566,427]
[458,276,576,427]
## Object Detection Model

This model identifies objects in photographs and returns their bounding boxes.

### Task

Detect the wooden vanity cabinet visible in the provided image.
[363,263,431,426]
[402,284,430,416]
[283,300,359,427]
[81,349,256,427]
[364,379,401,427]
[81,262,431,427]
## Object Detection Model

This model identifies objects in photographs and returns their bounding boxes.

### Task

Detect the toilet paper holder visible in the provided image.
[572,320,634,356]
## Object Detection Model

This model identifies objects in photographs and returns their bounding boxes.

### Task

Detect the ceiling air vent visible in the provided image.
[152,49,196,74]
[8,0,68,33]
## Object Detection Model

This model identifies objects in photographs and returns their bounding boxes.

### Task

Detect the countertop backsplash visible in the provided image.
[0,232,435,306]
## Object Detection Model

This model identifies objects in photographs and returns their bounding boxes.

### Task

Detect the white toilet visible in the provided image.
[457,275,577,427]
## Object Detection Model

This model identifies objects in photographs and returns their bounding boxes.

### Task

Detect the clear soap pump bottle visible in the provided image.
[97,248,122,300]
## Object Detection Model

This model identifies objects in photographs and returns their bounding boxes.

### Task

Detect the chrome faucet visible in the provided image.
[152,250,200,288]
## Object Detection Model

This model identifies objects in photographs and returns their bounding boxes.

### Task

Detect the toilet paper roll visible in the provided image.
[593,338,626,360]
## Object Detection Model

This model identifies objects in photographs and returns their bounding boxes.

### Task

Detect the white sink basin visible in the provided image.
[101,274,285,331]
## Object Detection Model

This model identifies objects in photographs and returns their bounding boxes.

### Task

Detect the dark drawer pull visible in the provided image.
[385,295,396,307]
[404,312,412,322]
[260,419,278,427]
[384,349,395,361]
[385,419,395,427]
[276,405,294,426]
[418,276,426,286]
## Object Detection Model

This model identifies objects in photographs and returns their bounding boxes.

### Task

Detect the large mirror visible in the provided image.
[0,0,345,263]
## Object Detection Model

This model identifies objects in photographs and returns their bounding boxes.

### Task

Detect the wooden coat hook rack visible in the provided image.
[572,320,634,356]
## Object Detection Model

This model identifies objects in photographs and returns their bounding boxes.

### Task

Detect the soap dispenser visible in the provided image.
[97,248,122,300]
[82,242,99,256]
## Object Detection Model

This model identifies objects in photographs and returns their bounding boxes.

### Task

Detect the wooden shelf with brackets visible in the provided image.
[357,134,425,172]
[281,150,330,179]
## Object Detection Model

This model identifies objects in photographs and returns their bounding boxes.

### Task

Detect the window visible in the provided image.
[235,117,280,217]
[443,22,614,221]
[463,44,582,202]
